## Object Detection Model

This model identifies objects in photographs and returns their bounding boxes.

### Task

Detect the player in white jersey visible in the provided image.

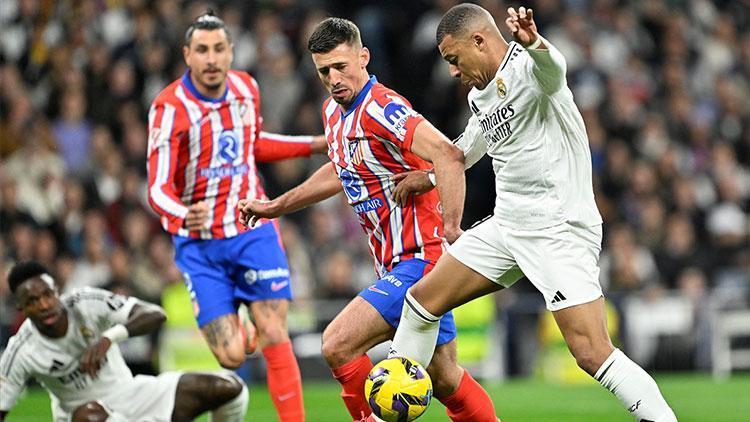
[0,261,248,422]
[387,4,678,421]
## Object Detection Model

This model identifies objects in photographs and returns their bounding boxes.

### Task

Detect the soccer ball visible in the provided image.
[365,357,432,422]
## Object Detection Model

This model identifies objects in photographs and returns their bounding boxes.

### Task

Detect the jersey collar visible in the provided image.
[182,71,228,103]
[341,75,377,117]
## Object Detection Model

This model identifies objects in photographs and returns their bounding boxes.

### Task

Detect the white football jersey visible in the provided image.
[0,288,137,417]
[456,38,602,230]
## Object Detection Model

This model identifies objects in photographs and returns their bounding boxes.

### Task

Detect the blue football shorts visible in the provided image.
[172,221,292,327]
[358,259,457,346]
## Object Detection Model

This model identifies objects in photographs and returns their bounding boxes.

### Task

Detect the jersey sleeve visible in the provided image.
[146,100,189,232]
[240,72,315,162]
[364,96,425,152]
[454,114,487,169]
[254,132,313,162]
[71,288,138,330]
[0,338,30,412]
[525,36,567,95]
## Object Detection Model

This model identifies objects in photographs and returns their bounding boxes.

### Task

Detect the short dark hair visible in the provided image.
[307,17,362,54]
[436,3,487,45]
[184,9,232,46]
[8,261,50,295]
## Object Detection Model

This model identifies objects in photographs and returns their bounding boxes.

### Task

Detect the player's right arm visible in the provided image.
[76,288,167,378]
[0,336,31,420]
[146,99,192,233]
[238,163,342,227]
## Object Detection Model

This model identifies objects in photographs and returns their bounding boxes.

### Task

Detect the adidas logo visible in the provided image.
[550,291,567,304]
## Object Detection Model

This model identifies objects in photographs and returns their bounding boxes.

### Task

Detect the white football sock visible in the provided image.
[210,374,249,422]
[388,290,441,366]
[595,349,677,422]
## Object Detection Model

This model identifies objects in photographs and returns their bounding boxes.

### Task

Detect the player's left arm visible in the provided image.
[506,6,566,95]
[254,132,327,162]
[0,342,30,420]
[409,120,466,243]
[79,290,166,378]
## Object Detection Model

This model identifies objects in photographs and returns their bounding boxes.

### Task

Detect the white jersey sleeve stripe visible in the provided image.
[259,131,313,143]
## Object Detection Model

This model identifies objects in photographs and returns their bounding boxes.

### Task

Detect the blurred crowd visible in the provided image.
[1,0,748,372]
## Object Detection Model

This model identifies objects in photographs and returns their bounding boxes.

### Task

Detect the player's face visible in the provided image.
[312,43,370,108]
[17,278,64,330]
[183,29,233,95]
[438,34,489,89]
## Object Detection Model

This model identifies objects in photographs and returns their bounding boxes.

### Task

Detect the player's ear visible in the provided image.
[360,47,370,68]
[182,45,191,66]
[472,33,485,51]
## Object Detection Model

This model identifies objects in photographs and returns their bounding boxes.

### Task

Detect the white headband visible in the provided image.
[39,273,55,289]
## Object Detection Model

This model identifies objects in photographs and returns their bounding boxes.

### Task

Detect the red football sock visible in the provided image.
[438,370,497,422]
[331,354,374,421]
[262,341,305,422]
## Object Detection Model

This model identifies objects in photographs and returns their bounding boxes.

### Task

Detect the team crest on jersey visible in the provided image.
[346,137,366,165]
[79,326,95,343]
[239,100,254,126]
[496,77,508,99]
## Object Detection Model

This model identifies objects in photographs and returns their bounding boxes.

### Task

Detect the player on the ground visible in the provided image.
[0,261,248,422]
[147,12,326,421]
[386,4,678,421]
[239,17,498,422]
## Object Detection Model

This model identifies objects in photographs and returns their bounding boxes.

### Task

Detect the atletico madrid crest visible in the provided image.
[496,77,507,99]
[347,138,366,165]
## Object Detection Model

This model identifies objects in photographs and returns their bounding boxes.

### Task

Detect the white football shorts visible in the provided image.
[83,372,182,422]
[448,217,603,311]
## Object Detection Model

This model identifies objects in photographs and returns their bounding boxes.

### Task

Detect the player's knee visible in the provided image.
[213,347,246,369]
[426,362,462,398]
[320,329,354,367]
[571,348,603,375]
[72,401,108,422]
[211,374,244,402]
[256,321,288,345]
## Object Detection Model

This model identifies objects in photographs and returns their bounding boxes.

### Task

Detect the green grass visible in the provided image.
[7,373,749,421]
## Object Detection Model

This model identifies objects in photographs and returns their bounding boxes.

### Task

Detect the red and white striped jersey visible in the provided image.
[324,76,446,276]
[147,70,314,239]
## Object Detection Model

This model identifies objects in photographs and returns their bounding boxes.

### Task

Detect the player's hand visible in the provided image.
[79,337,112,379]
[238,198,280,228]
[505,6,540,47]
[391,171,435,207]
[184,201,210,231]
[444,226,464,244]
[310,135,328,154]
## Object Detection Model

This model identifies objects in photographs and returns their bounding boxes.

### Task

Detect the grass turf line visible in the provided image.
[7,374,749,421]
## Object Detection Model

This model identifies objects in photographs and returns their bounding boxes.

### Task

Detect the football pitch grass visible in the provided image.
[8,373,749,421]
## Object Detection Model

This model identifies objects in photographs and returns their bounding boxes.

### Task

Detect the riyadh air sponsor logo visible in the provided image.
[353,198,383,214]
[245,268,290,285]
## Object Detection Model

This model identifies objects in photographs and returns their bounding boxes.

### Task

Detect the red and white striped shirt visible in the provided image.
[324,76,446,276]
[147,70,314,239]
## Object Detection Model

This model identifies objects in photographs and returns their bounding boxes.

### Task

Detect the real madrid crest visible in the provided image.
[79,326,95,342]
[496,77,507,99]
